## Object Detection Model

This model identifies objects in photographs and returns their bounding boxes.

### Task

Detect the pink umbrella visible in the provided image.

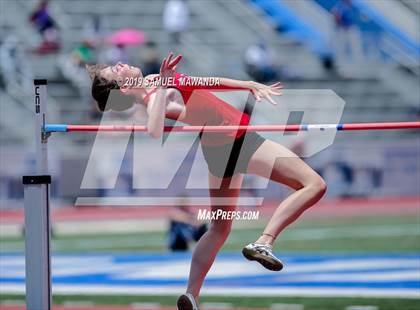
[108,28,147,46]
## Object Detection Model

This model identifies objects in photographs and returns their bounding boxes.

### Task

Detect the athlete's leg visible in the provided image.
[246,140,327,245]
[186,172,243,299]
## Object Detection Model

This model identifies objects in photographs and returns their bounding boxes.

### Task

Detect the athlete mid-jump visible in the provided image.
[87,53,327,310]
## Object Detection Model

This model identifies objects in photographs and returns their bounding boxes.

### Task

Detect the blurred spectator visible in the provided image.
[73,40,97,66]
[163,0,190,47]
[320,53,337,74]
[83,14,107,51]
[59,40,95,100]
[103,44,129,64]
[168,197,207,252]
[359,12,382,61]
[29,0,60,54]
[0,34,33,91]
[323,161,354,198]
[141,41,161,76]
[103,28,146,64]
[59,14,106,109]
[244,41,279,83]
[331,0,361,62]
[332,0,356,29]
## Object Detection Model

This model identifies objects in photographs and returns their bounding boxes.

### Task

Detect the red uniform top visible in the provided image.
[145,73,250,146]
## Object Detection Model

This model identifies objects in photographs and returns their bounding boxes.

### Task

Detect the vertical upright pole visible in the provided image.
[34,79,49,174]
[22,79,51,310]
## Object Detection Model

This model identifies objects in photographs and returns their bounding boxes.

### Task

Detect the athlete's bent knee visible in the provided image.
[210,221,232,239]
[308,177,327,199]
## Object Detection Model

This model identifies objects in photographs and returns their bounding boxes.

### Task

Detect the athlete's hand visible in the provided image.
[249,81,283,105]
[160,52,182,80]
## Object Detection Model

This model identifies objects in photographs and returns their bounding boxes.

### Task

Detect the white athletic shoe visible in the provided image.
[177,293,199,310]
[242,243,283,271]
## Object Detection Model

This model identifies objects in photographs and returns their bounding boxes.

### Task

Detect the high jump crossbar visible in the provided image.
[44,122,420,133]
[22,79,420,310]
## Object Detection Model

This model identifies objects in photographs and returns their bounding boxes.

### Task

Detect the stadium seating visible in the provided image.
[0,0,418,147]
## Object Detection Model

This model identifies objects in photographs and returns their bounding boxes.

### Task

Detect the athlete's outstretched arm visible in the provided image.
[186,75,283,105]
[146,88,167,139]
[220,78,283,105]
[147,53,182,138]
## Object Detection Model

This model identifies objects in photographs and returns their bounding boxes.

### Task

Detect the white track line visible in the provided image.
[1,284,419,299]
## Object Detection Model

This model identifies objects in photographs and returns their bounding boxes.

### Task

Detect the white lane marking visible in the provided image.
[270,304,304,310]
[1,284,419,299]
[114,260,268,280]
[201,302,233,309]
[277,271,420,282]
[2,255,418,281]
[130,303,161,309]
[285,259,420,273]
[62,301,94,306]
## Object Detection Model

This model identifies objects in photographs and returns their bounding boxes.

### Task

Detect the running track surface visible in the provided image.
[0,306,270,310]
[0,306,275,310]
[0,307,162,310]
[1,197,419,224]
[1,253,419,299]
[0,306,271,310]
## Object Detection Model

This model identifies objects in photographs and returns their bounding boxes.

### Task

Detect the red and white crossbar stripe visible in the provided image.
[44,122,420,133]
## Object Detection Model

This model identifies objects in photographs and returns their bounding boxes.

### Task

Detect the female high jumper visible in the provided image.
[87,53,327,310]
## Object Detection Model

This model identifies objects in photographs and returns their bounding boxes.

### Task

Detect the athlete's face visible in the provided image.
[100,62,142,88]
